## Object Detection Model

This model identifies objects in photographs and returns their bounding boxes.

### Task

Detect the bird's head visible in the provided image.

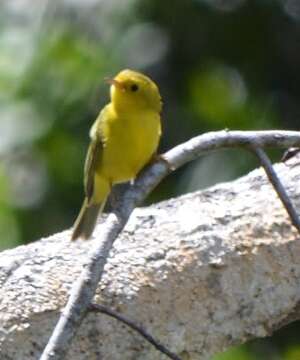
[106,69,162,113]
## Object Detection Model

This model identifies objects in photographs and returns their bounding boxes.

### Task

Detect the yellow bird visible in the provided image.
[71,69,162,240]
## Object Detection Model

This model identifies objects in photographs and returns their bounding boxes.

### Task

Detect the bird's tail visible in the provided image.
[71,198,106,241]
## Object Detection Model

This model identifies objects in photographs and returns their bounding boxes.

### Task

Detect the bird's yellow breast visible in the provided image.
[97,104,161,184]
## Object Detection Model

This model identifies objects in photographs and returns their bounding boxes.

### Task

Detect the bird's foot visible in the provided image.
[152,154,175,172]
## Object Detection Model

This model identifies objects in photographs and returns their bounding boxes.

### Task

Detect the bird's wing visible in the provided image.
[84,139,102,203]
[84,110,106,203]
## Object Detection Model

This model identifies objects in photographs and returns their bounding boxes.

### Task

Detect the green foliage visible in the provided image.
[284,345,300,360]
[0,167,20,249]
[212,346,256,360]
[18,29,110,123]
[189,63,279,130]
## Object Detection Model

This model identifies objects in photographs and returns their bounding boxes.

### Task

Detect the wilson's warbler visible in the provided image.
[71,69,162,240]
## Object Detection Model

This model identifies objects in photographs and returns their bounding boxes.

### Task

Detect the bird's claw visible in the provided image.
[153,154,175,172]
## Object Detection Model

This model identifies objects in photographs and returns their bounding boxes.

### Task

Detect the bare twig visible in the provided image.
[251,146,300,234]
[88,303,182,360]
[40,130,300,360]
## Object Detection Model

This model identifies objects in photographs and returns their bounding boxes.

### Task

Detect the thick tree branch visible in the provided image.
[2,130,300,359]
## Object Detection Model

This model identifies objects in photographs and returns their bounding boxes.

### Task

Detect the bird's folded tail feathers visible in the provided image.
[71,198,105,241]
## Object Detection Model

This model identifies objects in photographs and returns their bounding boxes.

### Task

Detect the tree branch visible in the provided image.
[40,130,300,359]
[2,130,300,360]
[88,303,182,360]
[251,146,300,233]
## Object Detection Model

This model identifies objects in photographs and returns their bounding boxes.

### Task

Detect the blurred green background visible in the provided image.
[1,0,300,358]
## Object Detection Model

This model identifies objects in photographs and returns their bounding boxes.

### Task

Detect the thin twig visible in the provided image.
[88,303,182,360]
[250,146,300,234]
[40,130,300,360]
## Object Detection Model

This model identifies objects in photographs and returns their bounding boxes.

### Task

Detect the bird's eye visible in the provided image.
[130,84,139,92]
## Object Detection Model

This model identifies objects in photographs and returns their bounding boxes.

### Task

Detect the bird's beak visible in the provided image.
[104,77,126,91]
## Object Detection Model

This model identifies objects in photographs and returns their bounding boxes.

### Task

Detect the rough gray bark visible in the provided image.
[1,156,300,360]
